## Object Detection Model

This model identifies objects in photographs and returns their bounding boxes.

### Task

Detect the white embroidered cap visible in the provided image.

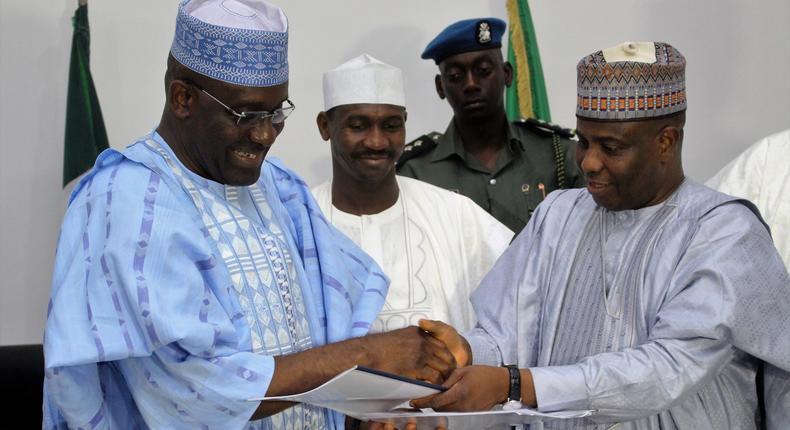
[322,54,406,111]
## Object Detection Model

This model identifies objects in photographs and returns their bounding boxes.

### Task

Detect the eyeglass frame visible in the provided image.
[183,79,295,126]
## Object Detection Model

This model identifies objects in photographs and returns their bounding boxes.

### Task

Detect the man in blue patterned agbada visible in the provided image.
[42,1,457,429]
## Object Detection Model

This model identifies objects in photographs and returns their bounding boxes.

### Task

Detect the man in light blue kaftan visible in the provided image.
[44,133,385,429]
[43,1,456,429]
[414,42,790,429]
[460,181,790,429]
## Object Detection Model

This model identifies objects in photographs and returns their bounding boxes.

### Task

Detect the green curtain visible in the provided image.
[505,0,551,122]
[63,2,109,186]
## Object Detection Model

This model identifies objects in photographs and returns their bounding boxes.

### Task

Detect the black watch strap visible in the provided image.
[503,364,521,402]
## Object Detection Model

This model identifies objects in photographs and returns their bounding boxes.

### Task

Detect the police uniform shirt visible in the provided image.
[397,119,584,234]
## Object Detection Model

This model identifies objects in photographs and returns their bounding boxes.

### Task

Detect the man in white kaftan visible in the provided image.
[413,42,790,430]
[707,128,790,269]
[312,54,513,333]
[313,176,512,332]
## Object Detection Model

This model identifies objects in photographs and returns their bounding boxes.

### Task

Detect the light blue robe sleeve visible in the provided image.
[765,363,790,429]
[465,190,572,366]
[45,153,275,429]
[266,158,390,430]
[469,188,790,426]
[530,202,790,424]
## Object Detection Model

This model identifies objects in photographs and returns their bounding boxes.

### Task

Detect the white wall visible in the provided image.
[1,0,788,345]
[531,0,790,181]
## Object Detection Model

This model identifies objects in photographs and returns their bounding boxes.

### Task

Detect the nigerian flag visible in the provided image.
[505,0,551,122]
[63,1,109,187]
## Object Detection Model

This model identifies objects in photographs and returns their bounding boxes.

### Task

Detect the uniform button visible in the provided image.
[489,179,497,185]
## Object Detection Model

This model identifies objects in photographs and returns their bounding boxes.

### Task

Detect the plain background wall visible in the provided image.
[1,0,788,345]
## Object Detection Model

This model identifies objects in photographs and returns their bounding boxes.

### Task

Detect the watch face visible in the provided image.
[502,400,523,411]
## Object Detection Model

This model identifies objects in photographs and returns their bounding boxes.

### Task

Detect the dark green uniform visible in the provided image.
[397,118,584,234]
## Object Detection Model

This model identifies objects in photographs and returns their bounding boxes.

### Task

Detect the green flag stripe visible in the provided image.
[63,4,109,187]
[505,42,522,121]
[518,1,551,121]
[505,0,551,122]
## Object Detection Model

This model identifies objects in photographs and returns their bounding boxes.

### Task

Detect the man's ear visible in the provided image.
[316,111,331,141]
[434,74,446,100]
[657,125,681,162]
[168,79,195,120]
[503,61,514,88]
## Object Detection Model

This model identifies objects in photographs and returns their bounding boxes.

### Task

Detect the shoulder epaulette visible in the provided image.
[396,132,441,167]
[516,117,576,139]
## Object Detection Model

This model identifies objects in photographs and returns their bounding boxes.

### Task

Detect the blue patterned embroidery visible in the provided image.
[141,138,325,429]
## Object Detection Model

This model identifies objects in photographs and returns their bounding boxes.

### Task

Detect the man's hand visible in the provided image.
[419,319,471,367]
[256,325,458,419]
[410,365,510,412]
[365,326,457,384]
[411,365,538,412]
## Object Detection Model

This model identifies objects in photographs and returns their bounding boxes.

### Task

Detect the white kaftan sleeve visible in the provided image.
[706,136,768,200]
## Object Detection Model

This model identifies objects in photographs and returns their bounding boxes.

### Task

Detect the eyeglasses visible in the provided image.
[185,80,295,126]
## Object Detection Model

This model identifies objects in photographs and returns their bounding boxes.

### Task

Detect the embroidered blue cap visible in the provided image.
[421,17,506,64]
[170,0,289,87]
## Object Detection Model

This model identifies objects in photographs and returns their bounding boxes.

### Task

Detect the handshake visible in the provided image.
[357,320,533,422]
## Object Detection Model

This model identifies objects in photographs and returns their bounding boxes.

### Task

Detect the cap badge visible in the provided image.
[477,21,492,44]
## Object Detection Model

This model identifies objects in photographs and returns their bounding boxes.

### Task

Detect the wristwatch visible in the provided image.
[502,364,523,410]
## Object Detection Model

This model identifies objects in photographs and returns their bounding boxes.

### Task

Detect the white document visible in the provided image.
[363,408,594,429]
[251,365,444,417]
[252,365,594,427]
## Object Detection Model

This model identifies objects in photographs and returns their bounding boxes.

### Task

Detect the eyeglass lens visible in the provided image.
[237,101,293,125]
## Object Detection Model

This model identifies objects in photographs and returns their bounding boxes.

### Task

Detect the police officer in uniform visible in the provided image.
[397,17,583,234]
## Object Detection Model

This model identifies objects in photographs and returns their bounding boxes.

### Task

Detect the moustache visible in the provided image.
[352,150,396,159]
